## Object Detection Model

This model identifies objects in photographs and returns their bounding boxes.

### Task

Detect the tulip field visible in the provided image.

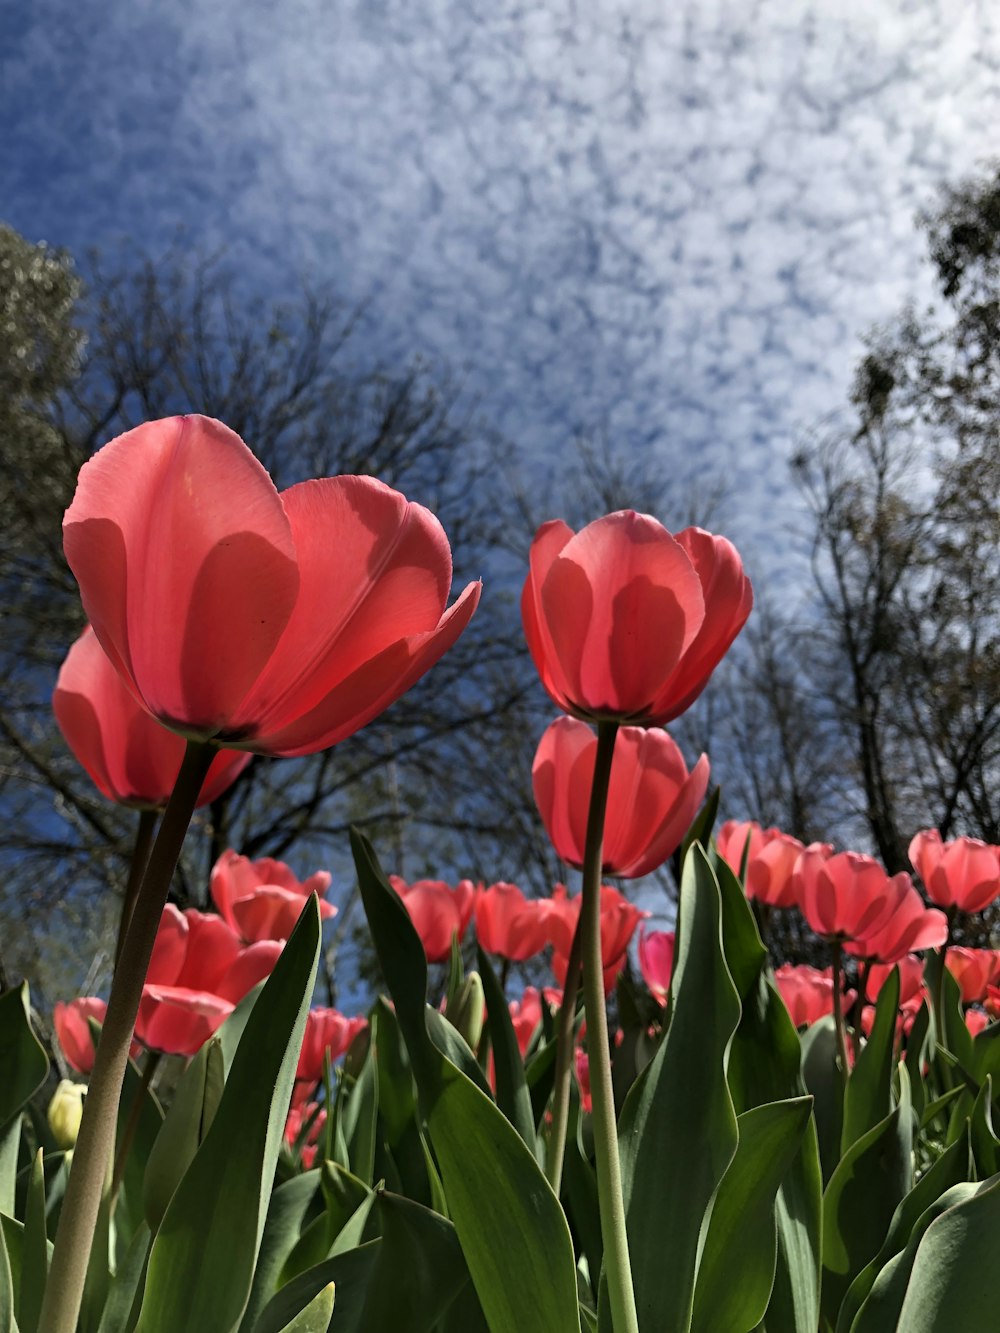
[3,413,1000,1332]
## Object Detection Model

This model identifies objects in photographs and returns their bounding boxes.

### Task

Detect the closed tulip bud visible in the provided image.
[48,1079,86,1150]
[447,972,486,1051]
[522,512,752,726]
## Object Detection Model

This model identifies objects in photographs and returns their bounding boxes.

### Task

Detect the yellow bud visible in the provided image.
[48,1079,85,1150]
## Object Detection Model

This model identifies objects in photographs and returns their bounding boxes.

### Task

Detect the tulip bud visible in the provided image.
[48,1079,86,1150]
[447,972,485,1051]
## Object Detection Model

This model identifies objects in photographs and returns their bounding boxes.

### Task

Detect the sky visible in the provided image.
[4,0,1000,589]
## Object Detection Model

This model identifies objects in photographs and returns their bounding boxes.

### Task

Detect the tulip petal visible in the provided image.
[521,520,576,710]
[63,416,300,735]
[249,580,481,756]
[541,512,705,719]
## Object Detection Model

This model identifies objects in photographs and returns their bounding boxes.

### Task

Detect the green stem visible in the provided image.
[851,959,870,1063]
[40,740,214,1333]
[831,940,850,1082]
[114,808,158,970]
[545,911,583,1195]
[581,721,639,1333]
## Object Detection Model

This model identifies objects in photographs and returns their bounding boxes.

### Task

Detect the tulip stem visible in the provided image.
[40,740,215,1333]
[581,721,639,1333]
[831,940,850,1082]
[545,914,583,1195]
[109,1050,162,1206]
[114,808,158,969]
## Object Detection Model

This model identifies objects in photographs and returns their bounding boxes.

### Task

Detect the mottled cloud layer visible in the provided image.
[4,0,999,576]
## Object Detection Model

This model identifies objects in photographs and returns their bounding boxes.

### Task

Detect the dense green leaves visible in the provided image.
[611,845,741,1332]
[135,896,321,1333]
[352,828,579,1333]
[842,967,898,1152]
[0,987,48,1138]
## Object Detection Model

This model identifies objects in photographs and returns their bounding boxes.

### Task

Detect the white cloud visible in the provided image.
[4,0,999,579]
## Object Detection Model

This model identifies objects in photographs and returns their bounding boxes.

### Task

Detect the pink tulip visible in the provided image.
[637,928,675,1006]
[53,627,251,808]
[475,883,554,961]
[508,988,546,1056]
[389,876,477,962]
[793,847,904,945]
[986,986,1000,1021]
[284,1100,327,1168]
[549,885,648,994]
[210,849,336,943]
[135,905,282,1055]
[945,947,1000,1004]
[966,1009,990,1038]
[846,877,948,965]
[295,1008,368,1087]
[63,415,480,757]
[521,512,752,725]
[908,830,1000,914]
[716,821,805,908]
[53,998,108,1074]
[575,1046,592,1114]
[867,954,927,1009]
[773,963,853,1028]
[532,717,709,877]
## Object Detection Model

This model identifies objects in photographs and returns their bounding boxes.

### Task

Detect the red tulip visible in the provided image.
[532,717,709,877]
[867,954,927,1009]
[986,986,1000,1021]
[773,963,853,1028]
[521,512,752,725]
[637,928,675,1006]
[135,905,282,1054]
[908,830,1000,914]
[549,884,647,994]
[575,1046,592,1115]
[474,883,554,961]
[966,1009,990,1037]
[210,849,336,943]
[846,876,948,965]
[285,1100,327,1168]
[53,998,108,1074]
[793,847,904,945]
[508,988,546,1057]
[63,415,480,757]
[715,821,804,908]
[295,1008,368,1087]
[945,947,1000,1004]
[53,627,251,808]
[389,876,477,962]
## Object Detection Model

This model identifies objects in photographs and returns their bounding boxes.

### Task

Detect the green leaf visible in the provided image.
[95,1222,150,1333]
[477,947,536,1154]
[358,1192,470,1330]
[143,1038,224,1233]
[252,1241,380,1333]
[801,1016,844,1183]
[847,1181,980,1332]
[0,987,48,1135]
[882,1173,1000,1330]
[969,1075,999,1179]
[237,1172,323,1333]
[0,1210,14,1333]
[135,896,321,1333]
[279,1165,372,1286]
[273,1282,334,1333]
[680,785,720,870]
[821,1067,913,1328]
[842,967,899,1153]
[710,848,767,1000]
[424,1008,492,1098]
[18,1150,46,1333]
[609,844,741,1332]
[903,1001,930,1124]
[835,1131,970,1333]
[342,1027,379,1187]
[352,829,579,1333]
[0,1117,21,1220]
[691,1098,812,1333]
[970,1018,1000,1086]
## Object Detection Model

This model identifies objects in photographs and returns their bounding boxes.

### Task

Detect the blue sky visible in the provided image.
[4,0,999,582]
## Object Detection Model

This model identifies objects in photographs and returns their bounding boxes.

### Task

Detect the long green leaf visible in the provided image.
[691,1098,812,1333]
[19,1151,46,1333]
[143,1038,224,1233]
[477,948,536,1154]
[274,1282,334,1333]
[609,844,741,1333]
[821,1067,912,1328]
[238,1171,323,1333]
[842,967,898,1152]
[252,1241,380,1333]
[358,1192,470,1330]
[0,987,48,1135]
[351,829,579,1333]
[801,1017,844,1183]
[0,1211,14,1333]
[135,897,321,1333]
